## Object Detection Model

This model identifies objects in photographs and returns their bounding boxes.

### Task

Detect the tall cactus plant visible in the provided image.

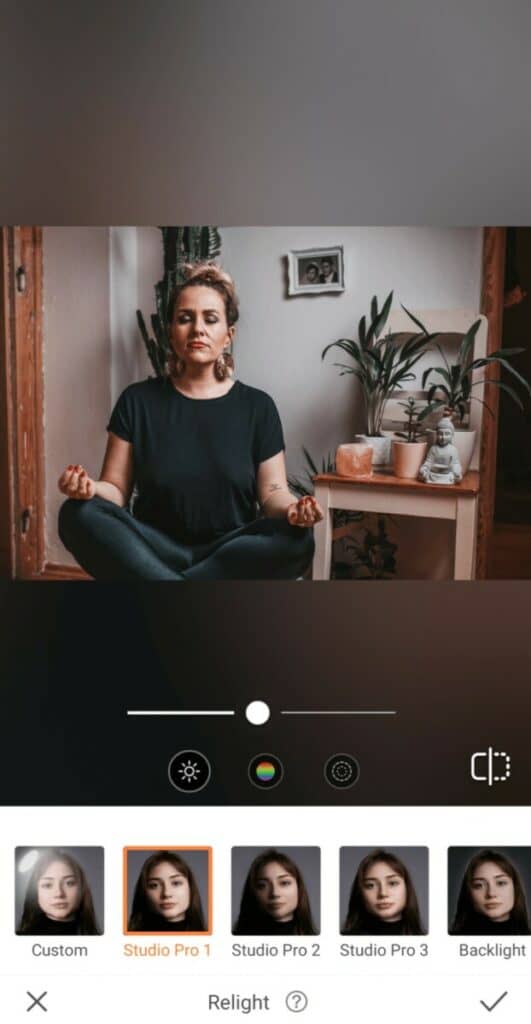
[137,226,222,377]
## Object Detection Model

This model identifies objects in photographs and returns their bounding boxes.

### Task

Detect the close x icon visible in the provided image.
[26,990,48,1012]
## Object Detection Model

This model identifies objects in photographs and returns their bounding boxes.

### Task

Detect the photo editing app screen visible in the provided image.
[1,221,531,1023]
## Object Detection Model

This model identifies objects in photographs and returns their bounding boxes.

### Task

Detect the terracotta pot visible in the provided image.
[355,434,392,466]
[392,439,428,479]
[336,442,373,477]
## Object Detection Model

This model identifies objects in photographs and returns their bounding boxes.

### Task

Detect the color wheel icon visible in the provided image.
[248,753,284,790]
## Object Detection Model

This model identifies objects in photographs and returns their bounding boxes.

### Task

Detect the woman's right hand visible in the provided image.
[58,464,96,500]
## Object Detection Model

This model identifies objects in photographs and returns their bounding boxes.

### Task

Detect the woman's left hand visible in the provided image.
[286,495,324,527]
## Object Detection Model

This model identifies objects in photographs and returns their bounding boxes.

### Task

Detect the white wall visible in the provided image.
[219,227,483,479]
[43,227,111,565]
[110,227,140,403]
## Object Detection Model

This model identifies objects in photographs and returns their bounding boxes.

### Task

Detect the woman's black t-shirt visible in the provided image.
[17,913,99,935]
[233,917,311,936]
[450,912,530,936]
[107,378,285,544]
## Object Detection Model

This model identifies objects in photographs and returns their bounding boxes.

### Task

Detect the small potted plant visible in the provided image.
[391,397,428,478]
[404,309,531,473]
[322,292,435,465]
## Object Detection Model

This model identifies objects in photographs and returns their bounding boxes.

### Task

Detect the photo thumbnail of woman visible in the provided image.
[125,848,211,935]
[340,847,428,935]
[15,847,103,935]
[57,261,321,582]
[232,847,320,936]
[448,848,531,935]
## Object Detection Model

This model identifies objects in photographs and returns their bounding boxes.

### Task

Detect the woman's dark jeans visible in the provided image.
[58,497,315,581]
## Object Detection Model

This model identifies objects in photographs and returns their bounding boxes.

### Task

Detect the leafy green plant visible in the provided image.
[339,516,398,579]
[321,292,435,436]
[394,397,426,442]
[402,308,531,425]
[287,447,336,498]
[137,226,222,377]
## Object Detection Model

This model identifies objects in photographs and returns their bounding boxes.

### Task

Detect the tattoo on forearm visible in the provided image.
[267,483,282,493]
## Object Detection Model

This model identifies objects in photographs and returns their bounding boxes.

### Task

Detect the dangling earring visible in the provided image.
[168,351,186,377]
[214,350,235,381]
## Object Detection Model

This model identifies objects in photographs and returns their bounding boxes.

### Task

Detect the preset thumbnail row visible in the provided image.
[13,845,531,937]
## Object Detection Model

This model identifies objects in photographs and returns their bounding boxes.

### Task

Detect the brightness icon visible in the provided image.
[178,759,202,784]
[168,749,212,793]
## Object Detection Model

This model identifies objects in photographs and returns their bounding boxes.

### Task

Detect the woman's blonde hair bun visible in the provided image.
[183,261,235,290]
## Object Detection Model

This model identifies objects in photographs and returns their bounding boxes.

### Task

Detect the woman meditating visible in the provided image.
[58,263,322,580]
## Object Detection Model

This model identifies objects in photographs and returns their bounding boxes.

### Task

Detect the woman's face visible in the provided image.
[254,861,299,922]
[171,286,233,368]
[469,861,515,922]
[145,860,191,922]
[305,265,318,283]
[360,860,407,922]
[37,859,81,921]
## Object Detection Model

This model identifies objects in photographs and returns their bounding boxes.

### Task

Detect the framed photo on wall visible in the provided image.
[287,245,344,295]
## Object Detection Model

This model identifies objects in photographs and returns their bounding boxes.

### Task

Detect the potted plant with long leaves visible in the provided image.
[322,292,436,465]
[391,397,428,479]
[404,308,531,472]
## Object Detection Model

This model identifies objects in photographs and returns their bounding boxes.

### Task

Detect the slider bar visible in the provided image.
[280,710,397,716]
[127,710,235,717]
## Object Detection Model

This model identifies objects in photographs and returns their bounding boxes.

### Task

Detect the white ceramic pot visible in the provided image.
[452,429,477,474]
[392,439,428,479]
[355,434,392,467]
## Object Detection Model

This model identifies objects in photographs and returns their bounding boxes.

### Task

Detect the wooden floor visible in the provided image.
[487,522,531,579]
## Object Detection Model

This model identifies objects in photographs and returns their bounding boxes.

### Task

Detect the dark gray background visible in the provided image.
[3,0,531,223]
[14,846,104,933]
[231,846,321,933]
[2,5,531,808]
[126,848,210,930]
[339,846,429,933]
[448,846,531,930]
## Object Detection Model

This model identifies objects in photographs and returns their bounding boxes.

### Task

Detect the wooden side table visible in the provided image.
[312,470,481,580]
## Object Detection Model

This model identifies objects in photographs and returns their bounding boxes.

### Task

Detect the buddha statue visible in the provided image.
[419,417,463,485]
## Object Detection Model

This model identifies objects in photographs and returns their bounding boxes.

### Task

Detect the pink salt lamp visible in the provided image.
[335,442,373,477]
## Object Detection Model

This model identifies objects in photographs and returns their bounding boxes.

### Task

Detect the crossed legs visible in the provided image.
[58,497,314,581]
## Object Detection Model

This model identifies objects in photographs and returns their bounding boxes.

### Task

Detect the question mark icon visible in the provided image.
[286,990,308,1012]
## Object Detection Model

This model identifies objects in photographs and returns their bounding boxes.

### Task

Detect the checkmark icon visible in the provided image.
[480,991,508,1012]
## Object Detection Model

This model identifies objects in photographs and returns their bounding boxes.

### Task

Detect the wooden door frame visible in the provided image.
[0,226,46,578]
[0,224,507,581]
[0,228,16,577]
[477,226,506,578]
[0,226,86,579]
